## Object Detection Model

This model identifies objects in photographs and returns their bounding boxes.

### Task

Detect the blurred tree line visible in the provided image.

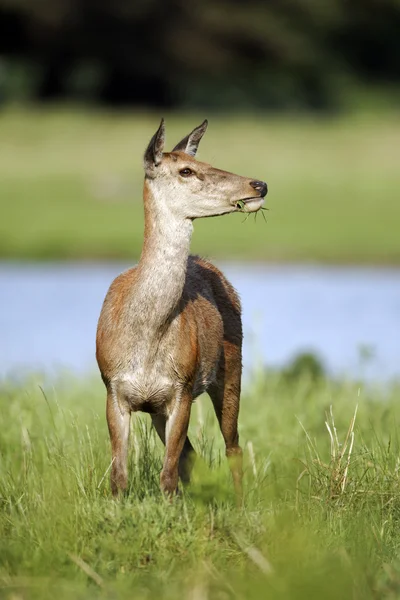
[0,0,399,110]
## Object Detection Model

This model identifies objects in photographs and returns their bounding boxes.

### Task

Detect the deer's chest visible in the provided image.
[110,301,223,413]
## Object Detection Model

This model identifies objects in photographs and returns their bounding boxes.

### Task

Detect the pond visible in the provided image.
[1,262,400,381]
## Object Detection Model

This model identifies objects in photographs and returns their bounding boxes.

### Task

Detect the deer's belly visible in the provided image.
[113,368,176,413]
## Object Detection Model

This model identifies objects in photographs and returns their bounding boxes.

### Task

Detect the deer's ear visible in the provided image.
[144,119,165,174]
[172,119,208,157]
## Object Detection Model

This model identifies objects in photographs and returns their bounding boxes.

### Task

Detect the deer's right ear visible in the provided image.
[144,119,165,175]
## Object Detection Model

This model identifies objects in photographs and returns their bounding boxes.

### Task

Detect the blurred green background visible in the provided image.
[0,0,399,264]
[1,108,400,263]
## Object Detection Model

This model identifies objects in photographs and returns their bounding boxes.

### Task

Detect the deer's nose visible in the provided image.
[250,180,268,197]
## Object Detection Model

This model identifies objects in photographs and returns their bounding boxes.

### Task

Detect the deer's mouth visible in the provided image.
[233,196,265,213]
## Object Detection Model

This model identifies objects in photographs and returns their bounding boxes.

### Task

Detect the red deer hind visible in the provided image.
[96,119,268,501]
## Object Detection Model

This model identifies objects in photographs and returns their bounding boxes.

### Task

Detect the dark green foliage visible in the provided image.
[282,352,326,384]
[0,0,399,109]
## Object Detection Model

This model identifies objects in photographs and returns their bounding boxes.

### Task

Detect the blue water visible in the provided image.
[1,262,400,381]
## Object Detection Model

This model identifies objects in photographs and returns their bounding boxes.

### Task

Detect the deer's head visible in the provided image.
[143,119,267,220]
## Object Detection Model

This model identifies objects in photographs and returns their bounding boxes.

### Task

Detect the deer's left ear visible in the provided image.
[172,119,208,157]
[144,118,165,175]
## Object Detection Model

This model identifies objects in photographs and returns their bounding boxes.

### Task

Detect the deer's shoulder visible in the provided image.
[185,255,241,313]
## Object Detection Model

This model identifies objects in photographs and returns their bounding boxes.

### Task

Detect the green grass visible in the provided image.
[1,106,400,263]
[2,371,400,598]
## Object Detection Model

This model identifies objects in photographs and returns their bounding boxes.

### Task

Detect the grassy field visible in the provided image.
[1,371,400,599]
[1,107,400,263]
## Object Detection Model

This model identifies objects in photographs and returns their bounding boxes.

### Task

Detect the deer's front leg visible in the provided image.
[160,395,192,495]
[107,390,131,496]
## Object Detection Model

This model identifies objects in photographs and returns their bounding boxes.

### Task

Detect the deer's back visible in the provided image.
[96,256,242,408]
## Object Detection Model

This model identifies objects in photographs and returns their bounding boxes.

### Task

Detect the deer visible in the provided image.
[96,119,268,502]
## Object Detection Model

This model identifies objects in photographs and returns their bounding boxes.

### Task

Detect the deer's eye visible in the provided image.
[179,168,194,177]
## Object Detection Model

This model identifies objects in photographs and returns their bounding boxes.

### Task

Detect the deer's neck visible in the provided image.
[130,182,193,332]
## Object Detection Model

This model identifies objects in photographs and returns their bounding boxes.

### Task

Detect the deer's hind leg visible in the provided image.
[208,341,243,503]
[106,389,131,496]
[151,411,196,488]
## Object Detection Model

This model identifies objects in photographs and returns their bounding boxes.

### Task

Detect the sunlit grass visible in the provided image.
[0,107,399,262]
[1,371,400,598]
